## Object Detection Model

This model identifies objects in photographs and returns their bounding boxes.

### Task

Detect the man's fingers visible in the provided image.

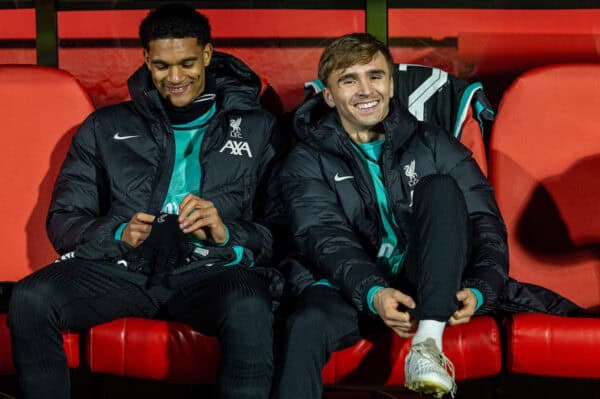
[131,220,153,232]
[181,208,217,230]
[381,305,413,325]
[392,290,415,309]
[385,316,416,330]
[449,314,471,326]
[182,214,218,234]
[133,212,155,224]
[391,327,415,338]
[179,195,214,218]
[456,289,470,302]
[178,200,197,220]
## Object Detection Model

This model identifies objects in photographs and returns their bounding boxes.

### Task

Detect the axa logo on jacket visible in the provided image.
[219,116,253,157]
[220,140,253,157]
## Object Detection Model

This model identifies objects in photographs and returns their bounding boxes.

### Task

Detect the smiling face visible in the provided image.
[322,51,394,140]
[144,37,213,108]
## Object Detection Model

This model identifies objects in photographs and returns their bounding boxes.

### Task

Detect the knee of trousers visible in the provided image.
[285,305,332,349]
[7,279,60,332]
[220,291,273,339]
[413,174,466,211]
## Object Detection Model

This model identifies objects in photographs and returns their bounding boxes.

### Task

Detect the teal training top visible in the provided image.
[353,139,407,277]
[161,103,215,214]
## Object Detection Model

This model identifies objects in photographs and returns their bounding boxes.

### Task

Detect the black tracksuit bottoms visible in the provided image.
[274,174,471,399]
[8,261,273,399]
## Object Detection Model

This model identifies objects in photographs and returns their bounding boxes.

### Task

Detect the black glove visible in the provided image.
[129,213,194,278]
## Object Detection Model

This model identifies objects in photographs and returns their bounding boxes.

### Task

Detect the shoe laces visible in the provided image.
[411,339,457,397]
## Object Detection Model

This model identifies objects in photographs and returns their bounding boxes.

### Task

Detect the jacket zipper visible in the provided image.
[198,110,226,197]
[145,90,176,214]
[338,132,385,252]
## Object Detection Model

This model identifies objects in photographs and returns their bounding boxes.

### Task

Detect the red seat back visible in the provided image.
[0,65,94,281]
[489,64,600,309]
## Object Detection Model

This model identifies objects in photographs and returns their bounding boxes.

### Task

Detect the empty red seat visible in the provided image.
[489,64,600,378]
[0,65,94,372]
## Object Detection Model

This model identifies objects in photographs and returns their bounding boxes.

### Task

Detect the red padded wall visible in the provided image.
[388,8,600,77]
[57,9,365,110]
[0,9,36,64]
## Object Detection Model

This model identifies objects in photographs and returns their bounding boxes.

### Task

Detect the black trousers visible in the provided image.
[8,259,273,399]
[274,174,471,399]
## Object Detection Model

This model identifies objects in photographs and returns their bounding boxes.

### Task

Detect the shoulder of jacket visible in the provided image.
[92,100,134,118]
[281,144,320,172]
[412,119,449,145]
[75,101,142,143]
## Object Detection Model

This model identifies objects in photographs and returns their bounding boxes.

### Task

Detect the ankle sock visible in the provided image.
[412,319,446,350]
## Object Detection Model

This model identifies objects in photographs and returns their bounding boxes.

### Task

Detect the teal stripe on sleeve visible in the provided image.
[367,285,385,314]
[468,288,484,312]
[224,245,245,267]
[312,279,339,289]
[114,223,127,240]
[214,224,230,246]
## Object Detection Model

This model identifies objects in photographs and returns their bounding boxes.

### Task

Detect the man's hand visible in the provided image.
[178,193,227,244]
[372,288,417,337]
[121,212,155,247]
[449,289,477,326]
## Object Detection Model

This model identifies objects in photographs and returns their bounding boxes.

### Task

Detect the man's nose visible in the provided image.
[357,78,373,95]
[167,66,184,83]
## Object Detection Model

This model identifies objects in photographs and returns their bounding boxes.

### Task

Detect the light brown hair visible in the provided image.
[318,33,393,85]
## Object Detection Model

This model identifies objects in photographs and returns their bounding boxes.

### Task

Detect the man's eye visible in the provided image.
[156,65,168,71]
[341,79,355,85]
[182,63,195,69]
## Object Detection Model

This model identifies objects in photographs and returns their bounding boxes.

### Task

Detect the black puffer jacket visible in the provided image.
[48,52,280,266]
[270,94,509,313]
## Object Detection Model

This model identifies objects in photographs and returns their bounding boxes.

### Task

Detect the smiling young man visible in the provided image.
[8,4,281,399]
[270,33,508,398]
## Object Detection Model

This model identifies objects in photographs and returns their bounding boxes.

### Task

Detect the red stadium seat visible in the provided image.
[489,64,600,378]
[86,318,219,383]
[0,65,94,372]
[86,315,500,385]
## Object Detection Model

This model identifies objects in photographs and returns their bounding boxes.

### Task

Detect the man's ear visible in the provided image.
[390,75,394,98]
[202,43,214,67]
[322,87,336,108]
[143,49,151,70]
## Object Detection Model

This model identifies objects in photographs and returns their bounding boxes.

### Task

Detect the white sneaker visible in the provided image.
[404,338,457,398]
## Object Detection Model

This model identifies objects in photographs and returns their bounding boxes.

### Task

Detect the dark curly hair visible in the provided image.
[139,3,211,50]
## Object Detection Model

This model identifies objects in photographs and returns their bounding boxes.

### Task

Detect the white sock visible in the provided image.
[412,320,446,351]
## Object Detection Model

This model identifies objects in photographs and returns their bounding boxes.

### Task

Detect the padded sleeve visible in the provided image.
[47,113,123,254]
